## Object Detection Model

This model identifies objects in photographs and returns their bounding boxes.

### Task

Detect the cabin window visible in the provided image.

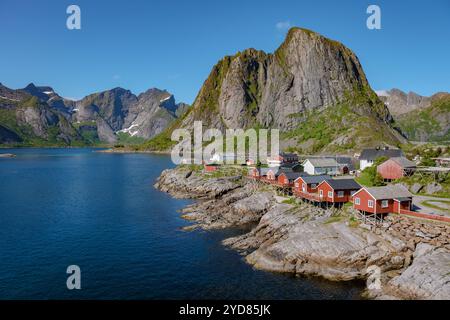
[328,191,333,198]
[319,190,323,197]
[311,184,317,188]
[303,184,306,192]
[354,197,360,205]
[368,200,374,208]
[381,200,389,208]
[337,191,344,198]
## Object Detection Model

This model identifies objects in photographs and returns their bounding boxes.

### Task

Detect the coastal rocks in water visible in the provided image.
[155,167,450,299]
[181,185,274,230]
[155,168,242,199]
[386,244,450,299]
[225,204,403,281]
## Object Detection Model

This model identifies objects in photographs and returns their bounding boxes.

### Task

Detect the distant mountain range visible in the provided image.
[0,82,188,146]
[377,89,450,142]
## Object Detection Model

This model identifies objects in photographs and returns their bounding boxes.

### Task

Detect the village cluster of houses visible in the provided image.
[202,146,449,224]
[247,153,414,219]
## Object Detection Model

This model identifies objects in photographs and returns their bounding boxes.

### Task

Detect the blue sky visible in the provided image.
[0,0,448,103]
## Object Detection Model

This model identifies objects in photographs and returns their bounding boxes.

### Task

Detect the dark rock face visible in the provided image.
[172,27,402,152]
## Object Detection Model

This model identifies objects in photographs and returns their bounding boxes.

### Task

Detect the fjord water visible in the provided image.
[0,148,363,299]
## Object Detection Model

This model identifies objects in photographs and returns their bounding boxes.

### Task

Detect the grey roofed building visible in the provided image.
[359,148,403,160]
[364,184,413,200]
[323,179,361,190]
[296,175,330,184]
[280,162,302,171]
[305,158,339,167]
[259,167,275,176]
[335,156,355,171]
[389,157,416,168]
[280,171,308,181]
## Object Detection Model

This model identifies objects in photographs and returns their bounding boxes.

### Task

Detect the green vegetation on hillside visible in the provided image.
[355,156,388,187]
[396,94,450,142]
[282,86,401,153]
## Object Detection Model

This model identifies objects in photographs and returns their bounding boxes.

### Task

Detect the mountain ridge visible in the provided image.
[142,27,405,153]
[0,83,189,146]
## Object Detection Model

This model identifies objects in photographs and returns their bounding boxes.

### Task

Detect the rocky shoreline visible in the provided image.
[155,167,450,300]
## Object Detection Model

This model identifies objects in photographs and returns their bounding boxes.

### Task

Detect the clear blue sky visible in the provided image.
[0,0,448,103]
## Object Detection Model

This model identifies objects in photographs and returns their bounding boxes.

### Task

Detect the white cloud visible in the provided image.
[276,20,291,31]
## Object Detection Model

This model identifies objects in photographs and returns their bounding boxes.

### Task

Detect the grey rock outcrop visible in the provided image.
[386,244,450,299]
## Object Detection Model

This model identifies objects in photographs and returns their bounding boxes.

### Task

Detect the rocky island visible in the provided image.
[155,166,450,300]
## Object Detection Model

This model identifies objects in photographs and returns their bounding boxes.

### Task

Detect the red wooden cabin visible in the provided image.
[377,157,416,181]
[352,185,413,214]
[294,175,330,193]
[204,164,220,172]
[277,172,305,186]
[317,179,361,203]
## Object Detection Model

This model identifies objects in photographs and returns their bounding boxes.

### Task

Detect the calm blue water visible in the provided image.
[0,148,363,299]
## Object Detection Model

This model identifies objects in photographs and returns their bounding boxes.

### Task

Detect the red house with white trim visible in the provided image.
[317,179,361,204]
[277,172,305,186]
[294,175,330,193]
[352,185,413,215]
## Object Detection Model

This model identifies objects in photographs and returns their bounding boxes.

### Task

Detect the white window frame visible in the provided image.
[368,200,374,208]
[337,191,344,198]
[381,200,389,208]
[354,197,360,205]
[319,190,323,197]
[302,184,306,192]
[328,191,333,198]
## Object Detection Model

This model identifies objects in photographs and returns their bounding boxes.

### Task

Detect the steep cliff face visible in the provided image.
[153,27,403,153]
[73,87,185,142]
[378,89,450,142]
[120,88,180,139]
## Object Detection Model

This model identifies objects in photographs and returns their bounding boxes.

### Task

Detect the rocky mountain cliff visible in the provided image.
[0,83,188,146]
[377,89,450,142]
[145,27,404,153]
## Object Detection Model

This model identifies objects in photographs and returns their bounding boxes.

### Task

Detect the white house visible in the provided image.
[302,158,339,176]
[209,152,236,164]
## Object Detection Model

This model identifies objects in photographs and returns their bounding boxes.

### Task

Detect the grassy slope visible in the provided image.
[282,87,402,154]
